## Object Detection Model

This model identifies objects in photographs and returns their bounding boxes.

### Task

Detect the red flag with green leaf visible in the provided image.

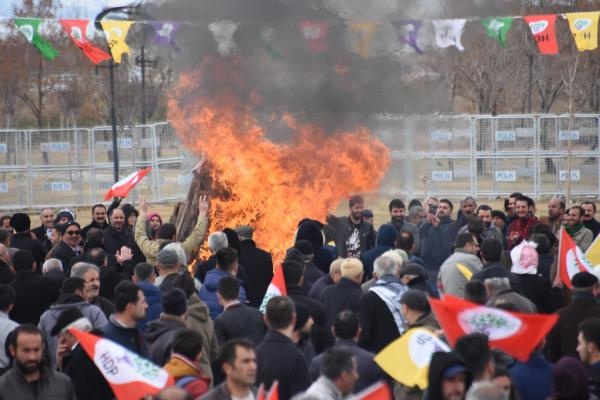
[558,227,592,288]
[60,19,111,64]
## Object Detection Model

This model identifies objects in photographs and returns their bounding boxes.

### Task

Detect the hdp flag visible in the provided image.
[559,227,592,288]
[298,20,328,52]
[375,328,450,389]
[429,295,558,362]
[60,19,111,64]
[100,20,133,64]
[585,234,600,267]
[432,19,467,51]
[566,12,600,52]
[524,14,559,55]
[209,20,239,57]
[152,21,181,50]
[14,18,59,60]
[354,381,392,400]
[482,17,513,46]
[69,329,174,399]
[259,265,286,313]
[390,20,423,54]
[104,167,152,201]
[261,27,282,61]
[349,21,377,58]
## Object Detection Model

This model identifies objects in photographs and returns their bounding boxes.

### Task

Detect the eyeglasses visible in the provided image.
[66,230,80,236]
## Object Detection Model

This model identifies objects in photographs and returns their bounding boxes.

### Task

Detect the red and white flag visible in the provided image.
[429,295,558,362]
[68,328,174,400]
[104,167,152,200]
[59,19,112,64]
[259,265,286,313]
[354,381,392,400]
[298,20,328,52]
[559,227,592,288]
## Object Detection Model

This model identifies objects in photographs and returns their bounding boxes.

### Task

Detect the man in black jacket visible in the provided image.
[256,296,310,400]
[426,351,472,400]
[9,213,46,268]
[31,207,54,249]
[52,221,83,276]
[328,195,375,259]
[81,204,110,239]
[321,258,363,328]
[215,277,266,345]
[103,208,146,266]
[234,225,273,308]
[9,250,58,324]
[419,199,455,282]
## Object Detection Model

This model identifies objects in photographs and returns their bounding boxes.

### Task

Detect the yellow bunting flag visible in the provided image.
[374,328,450,390]
[101,20,133,63]
[566,12,600,51]
[349,22,377,58]
[585,234,600,267]
[456,263,473,280]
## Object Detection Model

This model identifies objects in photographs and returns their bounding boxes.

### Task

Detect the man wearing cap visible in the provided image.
[155,247,182,291]
[547,271,600,363]
[399,263,435,297]
[321,258,364,328]
[31,208,54,249]
[426,351,472,400]
[52,221,83,276]
[235,225,274,308]
[146,288,190,366]
[9,213,47,268]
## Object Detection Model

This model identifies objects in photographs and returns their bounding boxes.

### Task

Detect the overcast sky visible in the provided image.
[0,1,140,19]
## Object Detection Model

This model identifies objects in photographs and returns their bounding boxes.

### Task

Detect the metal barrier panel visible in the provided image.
[537,156,599,196]
[538,115,599,154]
[28,128,91,167]
[155,161,195,201]
[0,170,29,207]
[413,116,472,154]
[0,130,27,167]
[91,127,136,166]
[415,157,472,196]
[474,116,536,154]
[28,169,86,206]
[475,156,536,196]
[154,122,188,162]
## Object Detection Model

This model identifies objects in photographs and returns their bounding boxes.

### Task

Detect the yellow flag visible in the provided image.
[101,20,133,63]
[349,22,377,58]
[585,234,600,266]
[566,12,600,51]
[456,263,473,280]
[374,328,450,390]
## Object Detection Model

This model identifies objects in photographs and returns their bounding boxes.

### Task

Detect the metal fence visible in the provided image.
[1,115,600,209]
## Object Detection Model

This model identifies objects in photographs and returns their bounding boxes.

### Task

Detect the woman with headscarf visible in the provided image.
[510,240,561,314]
[146,212,162,240]
[550,357,589,400]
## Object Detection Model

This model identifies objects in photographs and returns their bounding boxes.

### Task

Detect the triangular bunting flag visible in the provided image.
[482,17,513,46]
[585,233,600,267]
[432,19,467,51]
[298,20,328,52]
[375,328,450,389]
[559,227,592,289]
[261,27,282,61]
[354,381,392,400]
[100,20,133,64]
[566,12,600,52]
[259,264,286,313]
[209,20,238,57]
[267,380,279,400]
[391,20,423,54]
[60,19,111,64]
[14,18,59,60]
[349,21,377,58]
[523,14,559,55]
[429,295,558,362]
[104,167,152,201]
[69,329,174,399]
[151,21,181,51]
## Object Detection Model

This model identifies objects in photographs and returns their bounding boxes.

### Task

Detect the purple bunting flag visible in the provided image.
[391,20,423,54]
[151,21,181,50]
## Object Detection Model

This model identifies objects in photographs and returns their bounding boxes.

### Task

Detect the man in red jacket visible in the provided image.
[506,196,537,249]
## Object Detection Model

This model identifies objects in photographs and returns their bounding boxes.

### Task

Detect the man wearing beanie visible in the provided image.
[547,271,600,362]
[10,212,47,268]
[294,240,324,290]
[321,258,364,328]
[146,288,190,366]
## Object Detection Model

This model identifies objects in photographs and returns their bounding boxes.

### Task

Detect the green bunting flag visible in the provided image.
[260,27,282,61]
[482,17,513,46]
[14,18,59,60]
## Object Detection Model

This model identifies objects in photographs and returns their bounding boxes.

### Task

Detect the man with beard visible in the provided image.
[474,205,504,245]
[505,192,523,224]
[81,204,109,239]
[419,199,455,282]
[71,262,114,318]
[103,208,146,266]
[388,199,420,254]
[539,196,565,236]
[0,325,76,399]
[565,206,594,252]
[506,196,537,250]
[329,195,375,259]
[582,201,600,239]
[577,317,600,398]
[426,351,472,400]
[31,208,54,250]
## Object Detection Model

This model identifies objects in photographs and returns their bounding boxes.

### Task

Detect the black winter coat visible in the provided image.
[52,241,78,276]
[237,239,273,308]
[516,274,562,314]
[10,270,58,324]
[321,278,362,327]
[214,303,266,346]
[102,226,146,265]
[11,232,47,267]
[357,288,401,354]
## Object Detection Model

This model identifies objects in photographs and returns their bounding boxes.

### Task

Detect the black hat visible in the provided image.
[51,307,85,336]
[294,303,311,331]
[571,272,598,288]
[161,288,188,316]
[59,221,81,235]
[400,289,430,313]
[491,210,507,224]
[400,263,427,278]
[362,209,374,218]
[285,248,305,265]
[10,213,30,232]
[294,240,314,257]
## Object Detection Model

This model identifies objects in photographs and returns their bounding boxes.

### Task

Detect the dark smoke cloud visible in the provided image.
[147,0,523,127]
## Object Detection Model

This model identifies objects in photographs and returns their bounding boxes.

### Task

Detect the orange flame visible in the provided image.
[168,58,390,263]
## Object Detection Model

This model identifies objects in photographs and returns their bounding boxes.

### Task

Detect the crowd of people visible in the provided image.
[0,191,599,400]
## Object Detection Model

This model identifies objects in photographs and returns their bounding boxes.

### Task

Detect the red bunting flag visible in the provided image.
[60,19,112,64]
[298,20,328,52]
[559,227,592,289]
[68,329,174,399]
[354,381,392,400]
[259,265,286,313]
[266,381,279,400]
[104,167,152,201]
[429,295,558,362]
[523,14,559,55]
